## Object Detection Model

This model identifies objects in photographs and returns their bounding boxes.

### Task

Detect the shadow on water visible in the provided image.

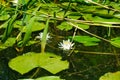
[0,47,20,80]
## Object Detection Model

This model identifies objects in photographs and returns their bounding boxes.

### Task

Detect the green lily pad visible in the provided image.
[57,21,73,31]
[23,22,45,32]
[18,0,30,5]
[92,16,120,22]
[99,71,120,80]
[109,2,120,10]
[9,52,39,75]
[38,53,69,74]
[18,76,63,80]
[13,20,22,28]
[14,20,45,32]
[114,14,120,18]
[67,12,82,19]
[36,76,62,80]
[9,52,69,74]
[71,36,100,46]
[110,37,120,48]
[77,23,89,29]
[0,38,16,50]
[83,14,119,27]
[0,14,10,21]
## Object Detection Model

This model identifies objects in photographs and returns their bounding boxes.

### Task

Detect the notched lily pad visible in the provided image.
[38,53,69,74]
[9,52,69,74]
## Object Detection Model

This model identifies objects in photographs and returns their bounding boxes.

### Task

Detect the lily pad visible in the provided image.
[77,23,89,29]
[67,12,82,19]
[0,38,16,50]
[71,36,100,46]
[99,71,120,80]
[14,20,45,32]
[92,16,120,23]
[36,76,62,80]
[18,0,30,5]
[110,37,120,48]
[38,53,69,74]
[9,52,39,75]
[9,52,69,74]
[0,14,10,21]
[57,21,73,31]
[22,22,45,32]
[18,76,63,80]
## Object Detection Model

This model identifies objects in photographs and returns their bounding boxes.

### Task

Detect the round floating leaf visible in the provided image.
[67,12,82,19]
[99,71,120,80]
[18,76,62,80]
[0,14,10,21]
[114,14,120,18]
[57,21,73,31]
[14,20,45,32]
[9,52,69,74]
[92,16,120,22]
[26,40,38,46]
[77,23,89,29]
[71,36,100,46]
[83,14,119,27]
[13,20,23,28]
[83,42,99,46]
[38,53,69,74]
[30,22,45,32]
[109,2,120,10]
[110,37,120,48]
[18,0,30,5]
[36,76,62,80]
[9,52,39,74]
[0,38,16,50]
[83,14,93,21]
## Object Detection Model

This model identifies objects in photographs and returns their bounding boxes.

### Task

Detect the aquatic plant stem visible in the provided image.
[30,68,40,78]
[41,18,50,53]
[113,48,120,66]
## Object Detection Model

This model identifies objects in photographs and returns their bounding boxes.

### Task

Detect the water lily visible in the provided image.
[35,32,51,41]
[84,0,92,3]
[59,39,74,50]
[10,0,18,6]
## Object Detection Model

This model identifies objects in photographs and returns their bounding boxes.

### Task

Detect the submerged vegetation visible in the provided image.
[0,0,120,80]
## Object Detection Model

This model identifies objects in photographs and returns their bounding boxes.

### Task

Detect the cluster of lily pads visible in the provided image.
[1,0,120,80]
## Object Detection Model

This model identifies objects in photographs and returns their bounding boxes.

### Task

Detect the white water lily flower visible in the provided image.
[35,32,51,41]
[84,0,92,3]
[10,0,18,6]
[59,39,74,50]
